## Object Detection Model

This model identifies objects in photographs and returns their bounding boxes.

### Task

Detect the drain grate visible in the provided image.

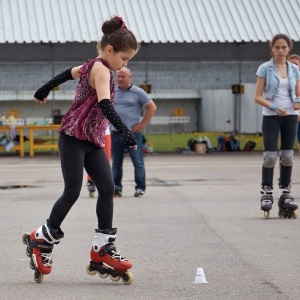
[0,185,38,189]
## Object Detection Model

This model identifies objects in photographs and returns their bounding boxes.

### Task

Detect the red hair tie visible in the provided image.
[118,16,127,29]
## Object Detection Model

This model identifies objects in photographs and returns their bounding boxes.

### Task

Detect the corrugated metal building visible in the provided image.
[1,0,300,133]
[2,0,300,43]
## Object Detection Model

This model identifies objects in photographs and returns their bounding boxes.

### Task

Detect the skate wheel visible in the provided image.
[110,275,121,282]
[94,263,110,278]
[278,209,284,218]
[30,261,35,270]
[25,247,31,257]
[98,271,109,279]
[263,211,270,219]
[122,271,134,285]
[22,232,30,244]
[89,192,94,198]
[34,271,44,283]
[86,264,97,276]
[293,211,298,219]
[22,232,31,257]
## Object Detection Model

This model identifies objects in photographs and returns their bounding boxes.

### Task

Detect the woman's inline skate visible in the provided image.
[86,228,133,285]
[87,176,96,198]
[22,223,64,283]
[260,186,273,219]
[278,187,298,219]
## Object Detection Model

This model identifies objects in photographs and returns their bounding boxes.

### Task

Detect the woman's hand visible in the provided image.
[277,107,287,116]
[293,102,300,110]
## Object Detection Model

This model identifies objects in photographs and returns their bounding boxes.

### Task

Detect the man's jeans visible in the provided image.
[111,131,145,191]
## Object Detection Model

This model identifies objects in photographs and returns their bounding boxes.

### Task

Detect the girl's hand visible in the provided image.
[34,97,47,105]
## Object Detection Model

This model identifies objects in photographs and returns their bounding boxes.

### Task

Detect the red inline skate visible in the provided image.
[22,223,64,283]
[86,228,133,284]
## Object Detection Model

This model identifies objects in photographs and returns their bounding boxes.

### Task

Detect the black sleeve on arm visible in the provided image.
[34,68,74,101]
[98,99,136,146]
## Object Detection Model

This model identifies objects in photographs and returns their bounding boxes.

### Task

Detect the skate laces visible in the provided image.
[104,244,128,262]
[40,250,53,267]
[109,249,128,262]
[279,188,292,201]
[283,198,294,205]
[98,242,128,262]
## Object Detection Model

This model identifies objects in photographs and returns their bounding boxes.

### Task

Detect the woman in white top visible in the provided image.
[255,34,300,219]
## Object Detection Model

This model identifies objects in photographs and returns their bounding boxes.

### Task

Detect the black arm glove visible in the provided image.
[34,68,74,101]
[98,99,137,147]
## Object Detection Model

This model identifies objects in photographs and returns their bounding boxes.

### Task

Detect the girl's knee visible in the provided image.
[63,187,81,201]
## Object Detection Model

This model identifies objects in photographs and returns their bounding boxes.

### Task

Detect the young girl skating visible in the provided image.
[22,16,139,284]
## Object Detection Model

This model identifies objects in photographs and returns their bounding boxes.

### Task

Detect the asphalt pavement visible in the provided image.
[0,151,299,300]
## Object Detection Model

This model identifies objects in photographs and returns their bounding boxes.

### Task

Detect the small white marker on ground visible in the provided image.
[192,268,208,284]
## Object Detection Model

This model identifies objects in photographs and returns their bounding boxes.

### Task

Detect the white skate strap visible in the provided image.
[35,224,62,244]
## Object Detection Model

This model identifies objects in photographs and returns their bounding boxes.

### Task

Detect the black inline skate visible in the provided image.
[260,186,273,219]
[278,187,298,219]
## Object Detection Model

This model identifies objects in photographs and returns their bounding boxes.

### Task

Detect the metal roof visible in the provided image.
[0,89,200,101]
[1,0,300,43]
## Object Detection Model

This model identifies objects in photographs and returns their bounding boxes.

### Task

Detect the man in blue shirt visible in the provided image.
[110,67,157,197]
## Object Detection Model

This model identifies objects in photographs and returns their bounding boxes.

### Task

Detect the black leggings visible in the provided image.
[262,115,298,187]
[48,134,114,230]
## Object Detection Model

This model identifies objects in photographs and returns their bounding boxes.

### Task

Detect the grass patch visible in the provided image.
[146,132,265,152]
[146,132,300,152]
[1,132,299,155]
